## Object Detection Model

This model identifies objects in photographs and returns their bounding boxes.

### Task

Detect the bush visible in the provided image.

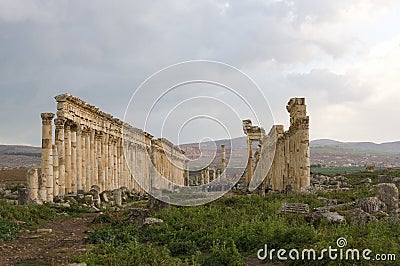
[0,217,19,241]
[203,239,245,266]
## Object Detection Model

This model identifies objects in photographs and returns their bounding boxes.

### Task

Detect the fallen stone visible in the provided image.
[36,228,52,233]
[378,175,393,183]
[377,183,399,212]
[143,217,164,226]
[278,203,309,214]
[306,210,345,224]
[343,208,377,223]
[100,191,109,203]
[126,208,150,226]
[113,189,122,206]
[18,188,29,205]
[356,197,386,214]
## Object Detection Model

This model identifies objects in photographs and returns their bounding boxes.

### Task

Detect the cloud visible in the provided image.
[0,1,399,145]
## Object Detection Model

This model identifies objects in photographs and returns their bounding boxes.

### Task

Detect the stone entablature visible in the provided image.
[27,94,187,203]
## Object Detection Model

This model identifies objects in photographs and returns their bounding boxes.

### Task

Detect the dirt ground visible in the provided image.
[0,213,99,266]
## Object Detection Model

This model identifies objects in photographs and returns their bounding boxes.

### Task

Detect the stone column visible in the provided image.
[113,139,117,189]
[40,112,55,202]
[117,138,123,188]
[246,139,252,184]
[90,129,96,188]
[64,122,72,193]
[101,133,107,191]
[54,117,65,195]
[205,166,210,183]
[52,145,59,197]
[71,128,77,193]
[96,133,104,190]
[213,166,216,181]
[76,126,83,191]
[27,168,39,202]
[221,144,226,179]
[108,137,114,189]
[85,129,91,191]
[185,161,190,186]
[81,129,87,191]
[45,145,54,201]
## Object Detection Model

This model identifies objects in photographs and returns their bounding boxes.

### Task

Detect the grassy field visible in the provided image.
[1,169,399,265]
[79,185,399,265]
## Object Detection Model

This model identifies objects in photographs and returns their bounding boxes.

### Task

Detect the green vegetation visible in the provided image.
[0,203,57,241]
[311,166,366,176]
[80,187,399,265]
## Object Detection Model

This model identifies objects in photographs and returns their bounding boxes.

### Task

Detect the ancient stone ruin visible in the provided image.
[25,95,312,204]
[243,98,310,193]
[27,94,186,203]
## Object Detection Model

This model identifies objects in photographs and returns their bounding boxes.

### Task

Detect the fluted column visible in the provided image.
[85,129,91,191]
[96,133,103,189]
[81,129,87,191]
[76,126,83,191]
[27,168,39,202]
[117,138,123,188]
[64,123,72,193]
[113,140,117,189]
[90,129,96,188]
[52,145,58,197]
[246,140,252,184]
[101,133,107,191]
[71,128,77,193]
[108,137,113,189]
[221,144,227,179]
[40,112,55,202]
[54,117,65,195]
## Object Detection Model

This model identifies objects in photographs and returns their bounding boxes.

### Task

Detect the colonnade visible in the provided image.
[28,94,186,203]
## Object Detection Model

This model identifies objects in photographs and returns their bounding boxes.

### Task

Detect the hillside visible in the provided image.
[0,138,399,169]
[0,145,41,169]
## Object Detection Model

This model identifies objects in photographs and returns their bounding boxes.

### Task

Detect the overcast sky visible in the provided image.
[1,0,400,146]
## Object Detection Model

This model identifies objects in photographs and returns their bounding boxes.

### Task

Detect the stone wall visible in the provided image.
[28,94,187,203]
[243,97,310,193]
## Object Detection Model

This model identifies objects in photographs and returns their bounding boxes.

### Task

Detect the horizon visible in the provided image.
[2,137,399,148]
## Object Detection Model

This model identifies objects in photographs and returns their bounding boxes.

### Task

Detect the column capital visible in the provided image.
[41,112,55,125]
[54,117,66,128]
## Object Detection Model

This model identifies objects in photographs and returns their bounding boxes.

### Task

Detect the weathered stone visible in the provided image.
[113,189,122,206]
[143,217,164,226]
[318,197,338,206]
[242,98,310,193]
[100,191,110,203]
[306,210,345,224]
[278,203,309,214]
[377,183,399,212]
[18,188,29,205]
[343,208,377,223]
[356,197,386,214]
[126,208,150,226]
[37,228,52,233]
[90,185,100,194]
[378,175,393,183]
[84,194,94,205]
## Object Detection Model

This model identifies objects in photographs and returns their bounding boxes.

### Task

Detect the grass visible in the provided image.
[80,186,399,265]
[0,203,57,241]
